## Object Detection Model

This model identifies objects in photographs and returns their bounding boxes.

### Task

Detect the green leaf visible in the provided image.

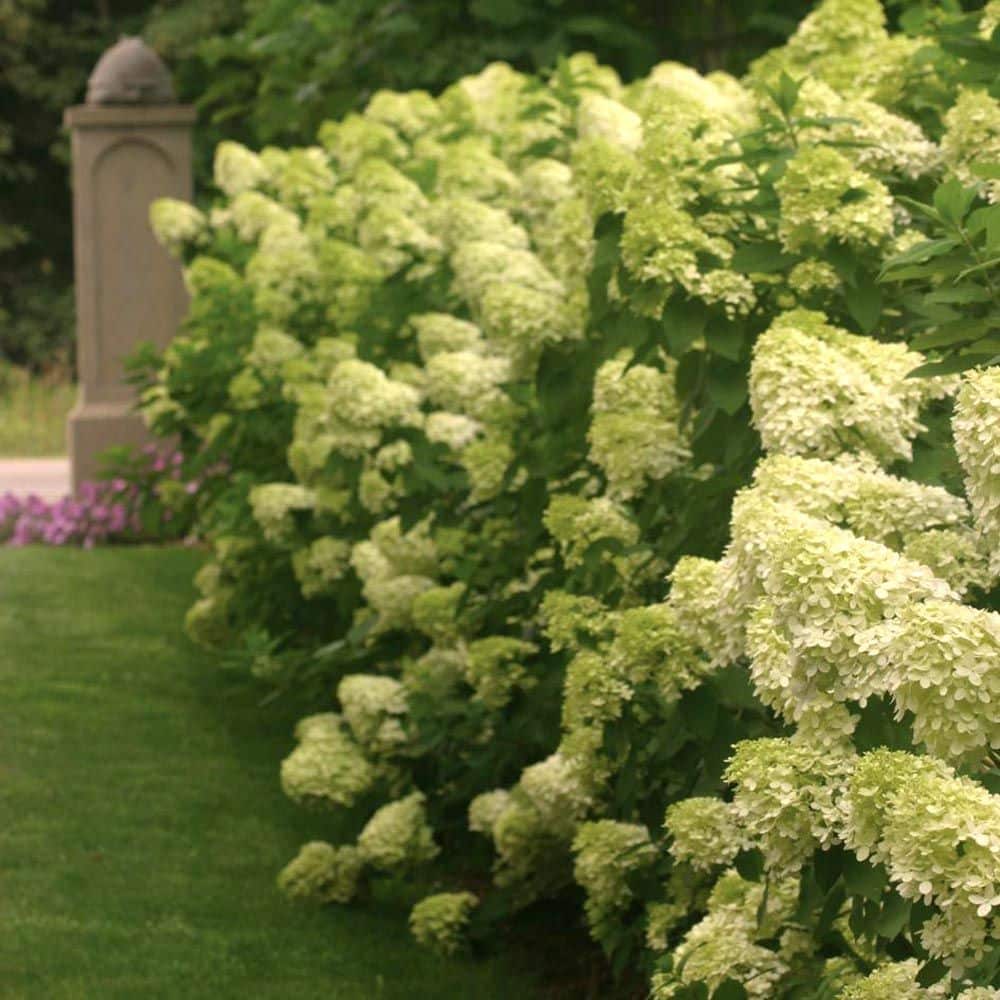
[911,320,991,351]
[879,237,959,274]
[729,242,795,274]
[925,285,991,305]
[707,363,748,415]
[712,981,748,1000]
[845,278,882,333]
[896,195,942,224]
[734,849,764,881]
[958,255,1000,280]
[771,71,801,115]
[843,854,888,901]
[679,684,718,740]
[875,893,911,939]
[907,353,998,378]
[916,959,947,988]
[705,317,745,361]
[663,297,708,355]
[970,161,1000,181]
[933,177,978,225]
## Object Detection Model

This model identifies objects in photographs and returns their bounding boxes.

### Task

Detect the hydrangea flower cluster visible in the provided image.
[749,309,953,464]
[408,892,478,956]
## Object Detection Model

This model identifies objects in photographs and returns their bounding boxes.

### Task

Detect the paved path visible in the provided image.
[0,457,70,500]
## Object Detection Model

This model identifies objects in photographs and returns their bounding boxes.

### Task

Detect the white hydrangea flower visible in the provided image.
[280,713,374,808]
[749,310,955,465]
[337,674,409,755]
[246,221,320,320]
[667,556,739,667]
[424,411,483,451]
[725,737,857,875]
[664,798,740,871]
[411,313,484,362]
[518,752,593,838]
[836,960,928,1000]
[249,483,317,544]
[651,869,793,999]
[436,137,520,204]
[795,78,940,180]
[860,601,1000,765]
[572,821,657,937]
[409,892,478,956]
[468,789,512,836]
[942,89,1000,203]
[588,353,689,499]
[544,494,639,569]
[776,145,894,252]
[221,190,300,243]
[277,842,365,904]
[214,141,270,196]
[954,367,1000,574]
[364,89,440,140]
[576,93,642,151]
[269,147,336,208]
[732,494,956,720]
[357,791,439,871]
[320,114,408,173]
[461,432,517,502]
[149,198,206,256]
[747,0,918,104]
[428,197,529,252]
[463,635,538,709]
[751,453,970,546]
[424,351,511,418]
[292,536,351,599]
[450,241,562,309]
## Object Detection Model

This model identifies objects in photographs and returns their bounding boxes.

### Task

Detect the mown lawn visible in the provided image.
[0,547,541,999]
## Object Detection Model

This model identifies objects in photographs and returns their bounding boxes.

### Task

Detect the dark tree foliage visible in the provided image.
[0,0,148,370]
[146,0,817,148]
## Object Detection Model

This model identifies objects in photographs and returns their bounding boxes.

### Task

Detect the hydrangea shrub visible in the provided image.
[143,0,1000,993]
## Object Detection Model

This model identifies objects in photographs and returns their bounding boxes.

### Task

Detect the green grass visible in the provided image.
[0,547,541,999]
[0,367,75,456]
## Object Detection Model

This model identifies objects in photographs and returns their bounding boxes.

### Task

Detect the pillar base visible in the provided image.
[68,401,153,494]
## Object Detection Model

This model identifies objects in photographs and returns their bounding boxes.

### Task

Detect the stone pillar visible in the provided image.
[65,38,195,492]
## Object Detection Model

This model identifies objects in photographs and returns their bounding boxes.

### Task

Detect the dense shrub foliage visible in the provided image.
[145,0,1000,994]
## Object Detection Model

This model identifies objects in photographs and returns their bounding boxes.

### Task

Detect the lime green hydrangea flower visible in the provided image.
[409,892,478,955]
[357,791,439,872]
[249,483,317,544]
[149,198,206,256]
[337,674,409,755]
[954,368,1000,574]
[292,536,351,599]
[280,713,374,808]
[464,635,538,709]
[775,145,893,253]
[749,310,954,464]
[942,89,1000,203]
[664,798,740,871]
[572,821,657,941]
[214,140,271,196]
[588,354,689,499]
[277,842,366,904]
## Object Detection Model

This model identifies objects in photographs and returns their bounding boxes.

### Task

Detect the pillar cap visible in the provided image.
[87,37,175,105]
